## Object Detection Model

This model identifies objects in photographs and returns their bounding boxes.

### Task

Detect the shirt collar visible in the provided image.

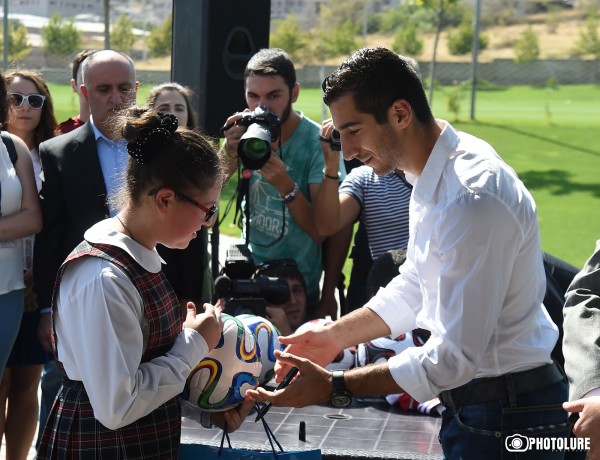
[90,116,125,146]
[413,119,459,204]
[84,218,163,273]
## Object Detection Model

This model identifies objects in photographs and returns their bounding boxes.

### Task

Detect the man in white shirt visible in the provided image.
[247,47,570,459]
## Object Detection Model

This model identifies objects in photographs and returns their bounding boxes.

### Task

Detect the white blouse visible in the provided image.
[0,139,24,294]
[54,218,208,430]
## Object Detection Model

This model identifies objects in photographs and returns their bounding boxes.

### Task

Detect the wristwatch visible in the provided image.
[281,183,299,205]
[330,370,352,408]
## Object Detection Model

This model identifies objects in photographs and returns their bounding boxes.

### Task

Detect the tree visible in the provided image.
[571,17,600,59]
[147,13,172,58]
[41,13,81,57]
[392,23,424,57]
[418,0,460,105]
[317,20,359,59]
[514,26,540,63]
[0,20,31,61]
[319,0,372,28]
[447,20,488,56]
[111,14,136,53]
[270,14,309,63]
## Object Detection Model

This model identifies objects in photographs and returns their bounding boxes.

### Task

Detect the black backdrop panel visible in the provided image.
[171,0,271,138]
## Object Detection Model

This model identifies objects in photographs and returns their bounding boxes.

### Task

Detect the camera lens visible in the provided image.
[238,123,272,169]
[243,138,269,159]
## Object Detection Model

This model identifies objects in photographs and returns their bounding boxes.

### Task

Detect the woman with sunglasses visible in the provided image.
[1,70,56,459]
[146,82,215,313]
[37,108,251,459]
[0,68,42,453]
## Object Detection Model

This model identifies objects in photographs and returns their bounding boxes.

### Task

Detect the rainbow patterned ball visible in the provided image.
[183,313,262,412]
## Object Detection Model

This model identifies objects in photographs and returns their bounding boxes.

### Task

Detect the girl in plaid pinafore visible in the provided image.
[38,241,184,459]
[36,109,236,458]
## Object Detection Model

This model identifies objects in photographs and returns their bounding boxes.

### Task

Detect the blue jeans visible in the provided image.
[36,359,63,448]
[439,379,571,459]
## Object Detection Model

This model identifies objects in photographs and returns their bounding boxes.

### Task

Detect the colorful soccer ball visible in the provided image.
[236,314,284,384]
[183,313,262,412]
[356,332,426,367]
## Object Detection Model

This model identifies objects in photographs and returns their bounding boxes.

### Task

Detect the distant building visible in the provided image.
[8,0,104,18]
[271,0,404,21]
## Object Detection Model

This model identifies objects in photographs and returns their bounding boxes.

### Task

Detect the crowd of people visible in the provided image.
[0,44,598,460]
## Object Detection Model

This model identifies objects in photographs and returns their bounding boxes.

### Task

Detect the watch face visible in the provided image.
[331,392,352,408]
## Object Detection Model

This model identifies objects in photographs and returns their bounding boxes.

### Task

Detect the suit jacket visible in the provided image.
[563,239,600,400]
[34,122,108,308]
[33,121,210,309]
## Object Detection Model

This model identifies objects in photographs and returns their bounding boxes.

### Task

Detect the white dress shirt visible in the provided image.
[90,117,128,217]
[366,121,558,403]
[54,218,208,430]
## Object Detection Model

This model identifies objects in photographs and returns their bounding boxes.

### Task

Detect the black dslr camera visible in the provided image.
[318,128,342,151]
[214,244,289,317]
[235,106,281,170]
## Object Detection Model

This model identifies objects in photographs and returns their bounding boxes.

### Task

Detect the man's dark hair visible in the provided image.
[322,47,434,125]
[245,48,296,92]
[72,49,97,82]
[255,259,306,295]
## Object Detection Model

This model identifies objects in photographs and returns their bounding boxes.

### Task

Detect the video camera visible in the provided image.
[214,244,290,317]
[236,105,281,170]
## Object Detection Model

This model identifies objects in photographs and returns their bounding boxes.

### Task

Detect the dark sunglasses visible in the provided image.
[148,186,217,222]
[9,92,46,110]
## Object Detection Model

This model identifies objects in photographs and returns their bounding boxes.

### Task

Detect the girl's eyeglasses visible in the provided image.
[174,189,218,222]
[9,92,46,110]
[148,186,218,222]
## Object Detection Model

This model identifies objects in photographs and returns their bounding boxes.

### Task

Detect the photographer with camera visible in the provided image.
[220,48,345,318]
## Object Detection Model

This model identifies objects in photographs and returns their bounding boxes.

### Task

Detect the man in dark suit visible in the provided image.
[34,50,139,318]
[33,51,138,446]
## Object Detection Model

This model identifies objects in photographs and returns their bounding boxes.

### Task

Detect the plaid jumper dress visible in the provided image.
[38,240,185,459]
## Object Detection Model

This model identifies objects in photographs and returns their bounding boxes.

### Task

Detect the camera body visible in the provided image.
[330,129,342,151]
[236,106,281,170]
[215,244,290,317]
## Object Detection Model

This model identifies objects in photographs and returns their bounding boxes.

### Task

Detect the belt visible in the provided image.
[439,361,565,408]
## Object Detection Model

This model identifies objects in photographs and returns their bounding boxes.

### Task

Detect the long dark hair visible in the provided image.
[5,69,58,144]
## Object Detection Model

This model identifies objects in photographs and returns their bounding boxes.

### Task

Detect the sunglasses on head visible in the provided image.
[148,186,218,222]
[9,92,46,110]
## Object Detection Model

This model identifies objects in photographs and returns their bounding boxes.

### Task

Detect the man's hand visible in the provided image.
[210,397,255,432]
[564,396,600,459]
[38,312,53,352]
[183,302,223,350]
[320,118,341,172]
[275,322,342,381]
[259,154,294,194]
[246,351,331,408]
[315,289,338,320]
[221,110,250,164]
[265,306,293,336]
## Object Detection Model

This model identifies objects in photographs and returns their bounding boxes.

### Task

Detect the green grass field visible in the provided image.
[47,83,600,268]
